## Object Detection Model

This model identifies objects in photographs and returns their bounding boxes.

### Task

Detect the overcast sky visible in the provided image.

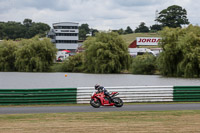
[0,0,199,30]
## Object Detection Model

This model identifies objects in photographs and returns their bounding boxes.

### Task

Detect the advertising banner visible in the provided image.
[136,37,161,46]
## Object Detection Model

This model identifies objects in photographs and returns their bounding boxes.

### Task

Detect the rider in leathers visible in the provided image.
[95,84,112,103]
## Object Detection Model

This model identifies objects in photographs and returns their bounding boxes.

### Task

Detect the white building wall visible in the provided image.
[55,36,78,40]
[52,22,79,52]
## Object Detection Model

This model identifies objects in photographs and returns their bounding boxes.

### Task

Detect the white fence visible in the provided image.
[77,86,173,104]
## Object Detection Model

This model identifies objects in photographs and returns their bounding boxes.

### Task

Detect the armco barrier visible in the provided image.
[173,86,200,102]
[0,88,77,105]
[77,86,173,103]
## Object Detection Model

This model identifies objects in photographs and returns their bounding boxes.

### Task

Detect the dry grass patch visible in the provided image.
[0,110,200,133]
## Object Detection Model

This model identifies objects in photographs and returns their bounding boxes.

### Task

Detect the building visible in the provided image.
[47,22,79,52]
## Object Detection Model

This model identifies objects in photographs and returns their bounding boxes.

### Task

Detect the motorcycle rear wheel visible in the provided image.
[90,99,101,108]
[113,97,123,107]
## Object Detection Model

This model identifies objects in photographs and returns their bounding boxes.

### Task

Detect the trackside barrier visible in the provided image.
[0,88,77,105]
[173,86,200,102]
[77,86,173,104]
[1,86,199,105]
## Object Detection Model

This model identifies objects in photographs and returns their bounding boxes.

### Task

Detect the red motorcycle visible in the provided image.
[90,91,123,108]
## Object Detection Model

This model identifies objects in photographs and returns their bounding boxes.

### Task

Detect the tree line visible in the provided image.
[76,5,190,40]
[0,19,50,40]
[0,5,189,41]
[1,25,200,78]
[114,5,189,34]
[0,36,57,72]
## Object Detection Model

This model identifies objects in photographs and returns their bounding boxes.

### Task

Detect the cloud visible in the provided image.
[0,0,70,12]
[114,0,163,7]
[0,0,199,30]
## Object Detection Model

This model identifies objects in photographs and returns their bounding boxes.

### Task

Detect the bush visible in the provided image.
[50,63,64,72]
[131,54,156,74]
[61,53,84,72]
[0,40,18,71]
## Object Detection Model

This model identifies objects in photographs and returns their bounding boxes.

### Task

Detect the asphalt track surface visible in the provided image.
[0,103,200,114]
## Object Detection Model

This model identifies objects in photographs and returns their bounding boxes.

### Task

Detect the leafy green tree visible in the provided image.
[157,25,200,77]
[124,26,133,34]
[24,20,50,38]
[79,24,90,40]
[0,22,5,39]
[131,54,156,74]
[3,21,25,40]
[91,28,99,36]
[156,5,189,28]
[0,19,50,40]
[0,40,18,71]
[135,22,149,33]
[157,27,184,77]
[83,32,131,73]
[25,22,50,38]
[117,28,124,35]
[15,37,57,72]
[177,25,200,77]
[23,18,32,27]
[150,24,162,32]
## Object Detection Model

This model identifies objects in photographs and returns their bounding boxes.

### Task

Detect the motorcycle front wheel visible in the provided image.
[90,99,101,108]
[113,97,123,107]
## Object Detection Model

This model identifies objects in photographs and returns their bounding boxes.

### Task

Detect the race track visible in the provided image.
[0,103,200,114]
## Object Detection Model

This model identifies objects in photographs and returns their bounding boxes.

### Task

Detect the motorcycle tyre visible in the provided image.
[113,97,123,107]
[90,99,101,108]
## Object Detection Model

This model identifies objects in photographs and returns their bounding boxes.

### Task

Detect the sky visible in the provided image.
[0,0,199,30]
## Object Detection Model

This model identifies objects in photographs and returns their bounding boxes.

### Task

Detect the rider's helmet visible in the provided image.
[94,84,100,90]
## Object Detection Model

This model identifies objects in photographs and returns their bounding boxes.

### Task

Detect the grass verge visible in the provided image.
[0,110,200,133]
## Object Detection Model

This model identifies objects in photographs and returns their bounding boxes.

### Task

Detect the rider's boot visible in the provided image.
[108,96,113,103]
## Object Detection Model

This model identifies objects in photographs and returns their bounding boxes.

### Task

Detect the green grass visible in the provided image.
[1,110,200,133]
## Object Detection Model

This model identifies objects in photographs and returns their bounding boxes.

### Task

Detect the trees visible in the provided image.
[24,22,50,38]
[79,24,90,40]
[135,22,149,33]
[117,28,124,35]
[157,25,200,78]
[15,37,57,72]
[156,5,189,28]
[157,27,185,77]
[0,37,57,72]
[83,32,131,73]
[78,24,99,39]
[1,21,25,40]
[0,19,50,40]
[91,28,99,36]
[150,24,162,32]
[23,18,32,27]
[177,25,200,77]
[124,26,133,34]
